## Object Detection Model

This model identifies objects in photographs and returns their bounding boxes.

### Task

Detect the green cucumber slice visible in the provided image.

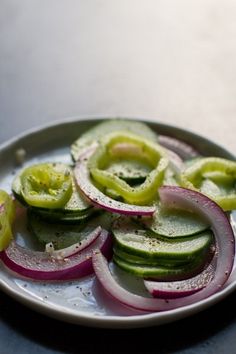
[71,119,158,161]
[113,254,208,280]
[28,211,87,249]
[143,205,208,238]
[112,218,213,260]
[28,211,114,249]
[113,245,190,267]
[31,208,93,224]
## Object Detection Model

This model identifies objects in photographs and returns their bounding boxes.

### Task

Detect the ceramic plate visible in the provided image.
[0,117,235,329]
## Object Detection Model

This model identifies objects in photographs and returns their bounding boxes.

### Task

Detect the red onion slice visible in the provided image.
[0,230,112,280]
[144,261,215,299]
[74,145,156,216]
[45,226,102,260]
[159,135,199,160]
[165,148,184,174]
[92,187,235,311]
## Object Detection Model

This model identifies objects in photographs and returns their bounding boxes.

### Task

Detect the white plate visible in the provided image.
[0,117,235,329]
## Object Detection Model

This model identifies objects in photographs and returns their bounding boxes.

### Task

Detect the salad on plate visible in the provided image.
[0,119,235,314]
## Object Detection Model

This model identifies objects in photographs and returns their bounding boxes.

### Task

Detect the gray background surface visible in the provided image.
[0,1,236,353]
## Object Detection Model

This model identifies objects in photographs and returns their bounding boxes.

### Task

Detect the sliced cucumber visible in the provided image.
[83,210,119,231]
[28,210,114,249]
[143,205,208,238]
[112,218,213,260]
[28,211,87,249]
[31,208,93,224]
[113,254,207,280]
[71,119,158,161]
[113,245,190,267]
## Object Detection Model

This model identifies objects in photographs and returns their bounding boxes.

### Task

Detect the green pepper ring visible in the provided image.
[0,190,15,250]
[180,157,236,211]
[88,131,169,205]
[20,163,73,209]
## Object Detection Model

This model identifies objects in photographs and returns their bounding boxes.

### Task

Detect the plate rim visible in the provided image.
[0,116,235,329]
